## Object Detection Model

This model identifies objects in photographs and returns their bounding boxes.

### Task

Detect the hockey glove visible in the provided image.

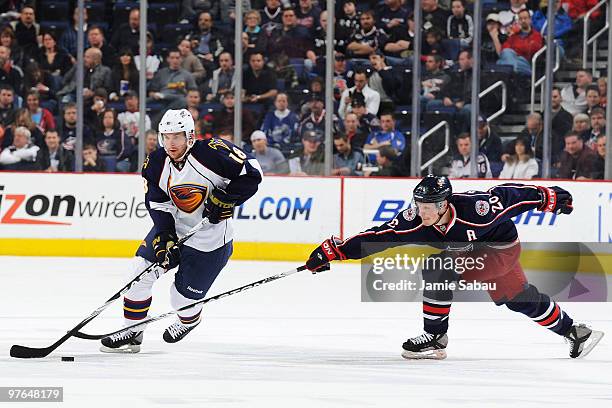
[306,237,347,273]
[538,186,573,215]
[203,188,236,224]
[152,231,181,269]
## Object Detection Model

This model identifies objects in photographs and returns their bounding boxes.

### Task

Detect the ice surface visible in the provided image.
[1,256,611,408]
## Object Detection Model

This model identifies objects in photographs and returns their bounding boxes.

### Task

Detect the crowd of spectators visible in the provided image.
[0,0,607,180]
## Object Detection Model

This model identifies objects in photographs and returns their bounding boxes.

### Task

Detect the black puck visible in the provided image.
[61,356,75,362]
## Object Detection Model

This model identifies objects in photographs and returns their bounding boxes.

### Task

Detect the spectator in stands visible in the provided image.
[0,84,15,127]
[346,10,388,59]
[481,13,507,65]
[499,0,529,35]
[134,31,162,81]
[23,62,56,112]
[2,108,44,149]
[551,86,574,139]
[82,143,105,172]
[242,52,278,106]
[111,8,141,54]
[558,132,596,179]
[333,54,352,98]
[337,0,361,44]
[367,51,398,111]
[369,145,401,177]
[378,0,410,32]
[144,129,159,155]
[364,112,406,154]
[296,0,321,34]
[59,7,89,60]
[437,50,473,131]
[37,30,72,78]
[532,0,572,59]
[447,0,474,48]
[268,7,313,63]
[332,133,364,176]
[383,11,415,65]
[308,10,346,69]
[58,47,112,104]
[288,130,325,175]
[148,49,197,114]
[204,51,236,102]
[178,38,206,84]
[477,117,503,174]
[217,129,235,142]
[186,89,202,121]
[342,111,367,150]
[109,48,139,101]
[59,102,94,151]
[1,25,25,69]
[0,45,23,97]
[10,5,39,60]
[87,25,116,69]
[244,10,268,56]
[585,85,602,115]
[117,91,152,143]
[96,108,133,173]
[25,90,54,133]
[561,69,592,115]
[420,54,451,111]
[339,68,381,119]
[591,134,606,179]
[214,90,257,142]
[181,0,218,21]
[250,130,288,174]
[0,126,39,170]
[351,95,381,140]
[261,0,283,34]
[449,133,493,178]
[261,92,299,151]
[572,113,591,139]
[517,112,543,154]
[597,76,607,107]
[422,0,450,34]
[499,135,539,179]
[422,27,457,60]
[188,11,231,75]
[35,128,74,172]
[585,106,606,148]
[497,9,543,76]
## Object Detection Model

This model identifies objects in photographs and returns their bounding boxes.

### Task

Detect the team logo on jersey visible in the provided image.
[403,207,417,221]
[475,200,490,216]
[168,183,208,213]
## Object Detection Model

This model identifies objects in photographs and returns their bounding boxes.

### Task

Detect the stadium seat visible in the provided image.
[113,2,139,28]
[85,2,106,22]
[148,3,179,28]
[200,103,223,113]
[161,24,192,45]
[243,103,266,117]
[39,21,69,37]
[40,2,69,22]
[276,79,286,92]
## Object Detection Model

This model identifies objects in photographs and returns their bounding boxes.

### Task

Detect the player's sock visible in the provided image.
[505,284,573,335]
[422,297,452,335]
[401,332,448,360]
[123,296,152,325]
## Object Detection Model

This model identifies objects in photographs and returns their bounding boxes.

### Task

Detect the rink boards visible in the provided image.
[0,172,610,260]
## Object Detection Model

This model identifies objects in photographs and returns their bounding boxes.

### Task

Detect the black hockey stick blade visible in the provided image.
[10,344,54,359]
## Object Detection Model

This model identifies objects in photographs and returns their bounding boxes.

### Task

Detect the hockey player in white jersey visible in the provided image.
[101,109,262,352]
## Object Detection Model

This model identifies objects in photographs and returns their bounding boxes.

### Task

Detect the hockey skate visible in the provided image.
[163,320,200,343]
[564,323,604,358]
[401,332,448,360]
[100,329,144,353]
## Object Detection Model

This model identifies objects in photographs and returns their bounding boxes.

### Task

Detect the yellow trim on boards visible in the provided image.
[0,239,610,274]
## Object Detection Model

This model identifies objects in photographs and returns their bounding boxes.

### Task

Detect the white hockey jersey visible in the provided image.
[143,138,263,252]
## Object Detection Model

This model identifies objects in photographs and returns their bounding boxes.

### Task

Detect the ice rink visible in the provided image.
[1,256,611,408]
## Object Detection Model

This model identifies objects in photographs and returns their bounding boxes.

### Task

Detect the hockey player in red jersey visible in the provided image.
[305,175,604,359]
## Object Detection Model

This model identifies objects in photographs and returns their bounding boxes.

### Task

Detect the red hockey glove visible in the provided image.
[306,237,347,273]
[538,186,573,215]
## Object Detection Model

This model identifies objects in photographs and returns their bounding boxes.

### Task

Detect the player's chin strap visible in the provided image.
[433,202,450,226]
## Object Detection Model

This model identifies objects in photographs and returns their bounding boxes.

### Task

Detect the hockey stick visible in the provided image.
[72,265,309,341]
[9,219,210,359]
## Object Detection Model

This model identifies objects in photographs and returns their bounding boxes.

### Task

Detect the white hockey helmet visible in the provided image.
[158,109,196,158]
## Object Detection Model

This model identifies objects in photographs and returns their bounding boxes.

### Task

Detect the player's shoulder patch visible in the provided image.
[402,207,417,221]
[475,200,490,216]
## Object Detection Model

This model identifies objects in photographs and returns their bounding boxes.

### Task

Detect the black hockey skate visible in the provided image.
[564,323,604,358]
[100,329,143,353]
[163,320,200,343]
[401,332,448,360]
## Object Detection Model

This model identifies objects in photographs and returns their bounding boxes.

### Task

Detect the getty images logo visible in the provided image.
[0,185,73,225]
